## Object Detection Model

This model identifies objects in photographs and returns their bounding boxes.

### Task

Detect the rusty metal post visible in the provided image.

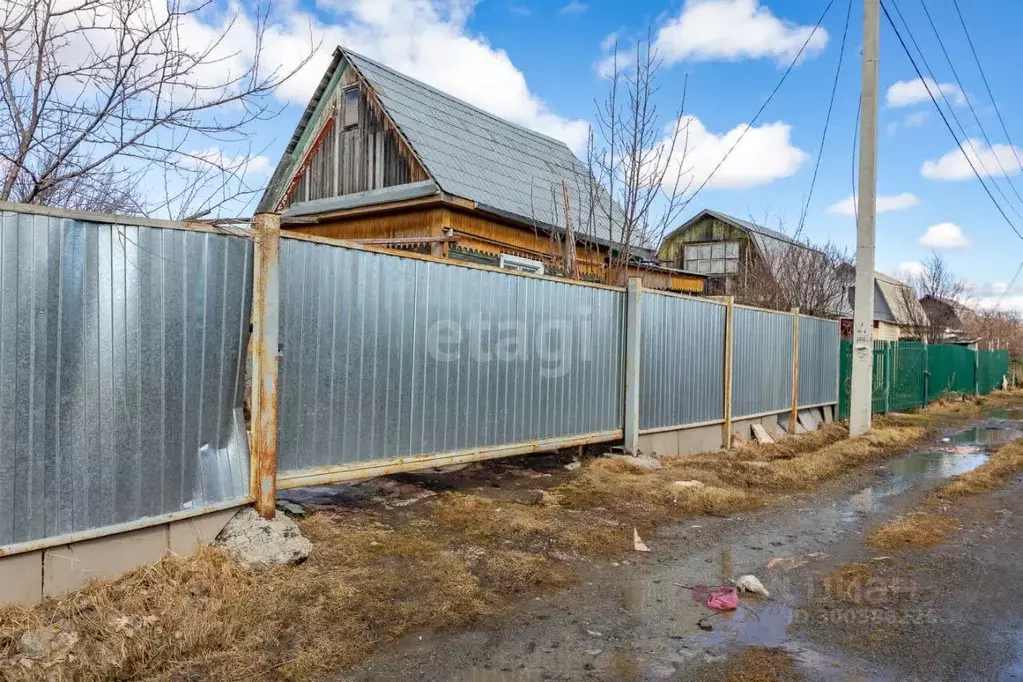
[722,296,735,448]
[624,277,642,454]
[790,307,800,435]
[250,212,281,519]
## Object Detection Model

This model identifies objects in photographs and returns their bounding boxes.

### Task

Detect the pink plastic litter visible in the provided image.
[691,584,739,611]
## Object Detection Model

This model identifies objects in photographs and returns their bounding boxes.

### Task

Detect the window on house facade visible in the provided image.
[683,241,739,275]
[342,87,360,129]
[499,253,545,275]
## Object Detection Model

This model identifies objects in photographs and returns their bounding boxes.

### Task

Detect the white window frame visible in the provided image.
[499,253,545,275]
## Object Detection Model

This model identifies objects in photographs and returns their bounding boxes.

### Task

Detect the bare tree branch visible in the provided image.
[0,0,313,217]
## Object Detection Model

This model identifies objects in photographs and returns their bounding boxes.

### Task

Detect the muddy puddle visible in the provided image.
[630,416,1023,680]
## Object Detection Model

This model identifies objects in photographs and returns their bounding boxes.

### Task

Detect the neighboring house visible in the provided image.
[657,209,812,296]
[919,295,972,341]
[838,268,929,340]
[257,47,705,294]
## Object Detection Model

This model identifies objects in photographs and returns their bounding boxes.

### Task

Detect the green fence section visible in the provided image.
[889,341,928,411]
[838,340,1009,420]
[927,343,977,400]
[979,350,1009,395]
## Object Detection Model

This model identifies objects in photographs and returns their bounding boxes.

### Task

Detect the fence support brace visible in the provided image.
[624,278,642,455]
[722,296,735,448]
[250,212,282,519]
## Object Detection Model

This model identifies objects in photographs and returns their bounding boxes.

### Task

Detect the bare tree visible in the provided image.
[898,253,970,341]
[730,223,852,318]
[585,31,693,285]
[0,0,312,218]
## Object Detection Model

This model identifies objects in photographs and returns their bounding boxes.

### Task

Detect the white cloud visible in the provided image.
[887,110,929,135]
[885,77,965,108]
[594,31,635,78]
[559,1,588,15]
[255,0,589,151]
[826,192,919,216]
[659,116,808,190]
[918,222,971,249]
[897,260,928,279]
[653,0,828,65]
[921,139,1023,181]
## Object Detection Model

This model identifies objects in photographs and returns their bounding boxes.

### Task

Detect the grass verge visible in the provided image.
[931,437,1023,499]
[0,419,933,680]
[868,513,958,550]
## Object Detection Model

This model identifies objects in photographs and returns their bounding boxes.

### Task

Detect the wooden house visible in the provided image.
[257,47,705,294]
[657,209,814,296]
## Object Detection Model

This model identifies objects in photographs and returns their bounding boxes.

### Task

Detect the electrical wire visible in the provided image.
[916,0,1023,212]
[886,0,1023,223]
[951,0,1023,190]
[681,0,836,212]
[797,0,854,235]
[880,0,1023,242]
[995,260,1023,312]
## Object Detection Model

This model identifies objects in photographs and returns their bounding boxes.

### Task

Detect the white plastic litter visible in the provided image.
[735,574,770,598]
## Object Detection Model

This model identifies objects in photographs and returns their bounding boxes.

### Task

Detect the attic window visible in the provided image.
[342,87,360,129]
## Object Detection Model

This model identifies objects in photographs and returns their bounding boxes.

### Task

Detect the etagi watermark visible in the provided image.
[424,308,594,379]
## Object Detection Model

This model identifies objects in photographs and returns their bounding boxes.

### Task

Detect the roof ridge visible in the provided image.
[340,46,575,151]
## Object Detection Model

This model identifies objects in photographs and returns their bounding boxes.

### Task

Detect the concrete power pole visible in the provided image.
[850,0,880,437]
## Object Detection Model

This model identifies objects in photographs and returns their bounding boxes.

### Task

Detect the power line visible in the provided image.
[880,0,1023,242]
[951,0,1023,187]
[681,0,836,212]
[995,260,1023,311]
[886,0,1023,224]
[797,0,854,235]
[916,0,1023,213]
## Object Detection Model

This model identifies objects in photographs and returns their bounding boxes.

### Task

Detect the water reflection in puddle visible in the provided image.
[697,603,793,647]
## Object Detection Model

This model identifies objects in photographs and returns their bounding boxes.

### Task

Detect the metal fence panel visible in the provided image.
[797,316,839,407]
[277,238,626,471]
[639,293,725,430]
[731,307,794,418]
[0,210,252,549]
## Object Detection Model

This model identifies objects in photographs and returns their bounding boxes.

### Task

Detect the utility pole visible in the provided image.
[850,0,880,437]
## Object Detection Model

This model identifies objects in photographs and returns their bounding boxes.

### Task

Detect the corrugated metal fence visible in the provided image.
[276,237,625,472]
[0,207,252,550]
[0,205,844,556]
[798,316,840,407]
[731,306,794,419]
[639,293,725,430]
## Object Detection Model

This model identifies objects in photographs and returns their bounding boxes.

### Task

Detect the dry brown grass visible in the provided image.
[932,437,1023,499]
[723,646,802,682]
[0,513,581,681]
[0,419,936,680]
[868,513,958,550]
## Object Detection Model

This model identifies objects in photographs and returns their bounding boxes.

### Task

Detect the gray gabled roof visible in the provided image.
[261,47,630,248]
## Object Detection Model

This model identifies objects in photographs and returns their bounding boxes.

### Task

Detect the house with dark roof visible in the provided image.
[837,267,929,340]
[257,47,705,293]
[657,209,813,296]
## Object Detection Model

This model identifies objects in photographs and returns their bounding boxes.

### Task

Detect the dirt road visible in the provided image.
[335,411,1023,681]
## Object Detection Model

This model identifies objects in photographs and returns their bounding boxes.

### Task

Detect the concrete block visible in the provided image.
[44,525,168,598]
[751,424,775,444]
[678,423,723,455]
[637,434,655,456]
[797,409,819,431]
[0,550,43,606]
[649,430,679,457]
[169,509,238,556]
[822,405,835,423]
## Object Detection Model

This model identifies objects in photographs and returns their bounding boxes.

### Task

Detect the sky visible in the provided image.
[182,0,1023,312]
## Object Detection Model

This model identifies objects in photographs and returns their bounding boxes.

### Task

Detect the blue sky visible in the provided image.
[215,0,1023,309]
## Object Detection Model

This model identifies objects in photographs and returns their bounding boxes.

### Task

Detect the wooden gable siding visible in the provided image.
[657,215,753,265]
[288,205,704,294]
[284,68,429,209]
